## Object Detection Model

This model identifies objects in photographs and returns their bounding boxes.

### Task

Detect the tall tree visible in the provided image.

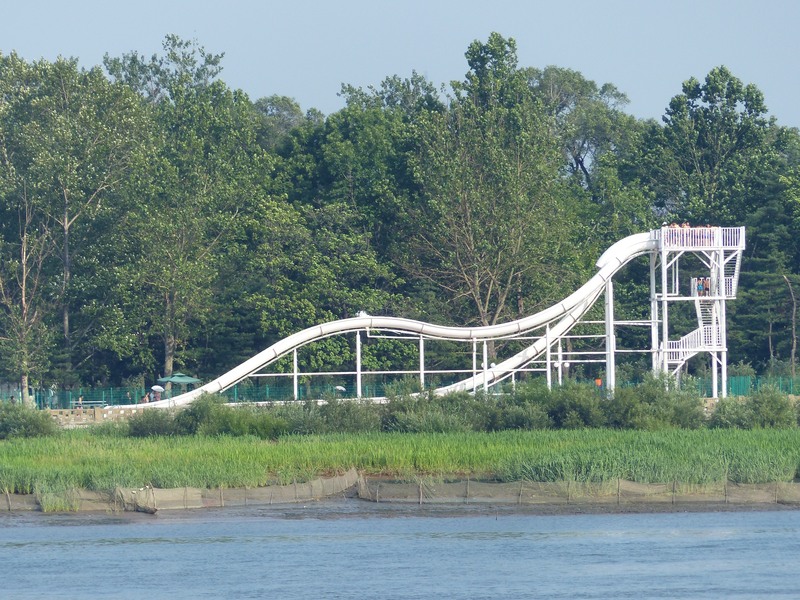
[0,183,56,405]
[645,66,773,223]
[106,38,268,379]
[409,34,584,345]
[0,53,151,383]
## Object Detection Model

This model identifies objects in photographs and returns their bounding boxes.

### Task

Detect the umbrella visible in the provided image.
[157,372,201,385]
[151,385,165,392]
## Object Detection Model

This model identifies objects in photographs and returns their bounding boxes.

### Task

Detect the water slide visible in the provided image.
[140,231,660,408]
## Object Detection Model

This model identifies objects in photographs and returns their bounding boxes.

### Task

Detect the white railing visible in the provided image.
[659,226,744,249]
[721,226,745,249]
[725,276,735,297]
[667,326,721,363]
[688,276,739,298]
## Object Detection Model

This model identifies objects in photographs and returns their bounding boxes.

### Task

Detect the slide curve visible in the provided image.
[136,231,659,408]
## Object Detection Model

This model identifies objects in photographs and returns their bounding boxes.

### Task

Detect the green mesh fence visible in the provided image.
[4,373,799,410]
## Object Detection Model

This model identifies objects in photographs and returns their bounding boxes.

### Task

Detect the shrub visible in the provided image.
[319,398,382,433]
[246,409,290,439]
[491,402,552,430]
[269,402,328,434]
[747,386,795,428]
[708,397,754,429]
[173,394,224,435]
[538,382,606,429]
[604,386,643,429]
[388,407,471,433]
[198,405,289,439]
[626,374,705,429]
[0,403,58,439]
[127,408,175,437]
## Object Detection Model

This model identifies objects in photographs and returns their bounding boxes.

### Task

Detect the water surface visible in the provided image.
[1,502,798,599]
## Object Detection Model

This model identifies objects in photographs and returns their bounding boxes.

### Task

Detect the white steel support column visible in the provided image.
[356,330,362,398]
[605,279,616,391]
[546,324,552,390]
[293,349,299,401]
[557,341,564,386]
[650,251,659,373]
[482,341,489,393]
[419,336,425,390]
[712,353,718,399]
[472,339,477,394]
[661,243,670,373]
[718,247,728,398]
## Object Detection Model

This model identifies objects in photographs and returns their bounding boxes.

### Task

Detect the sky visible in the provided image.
[2,0,799,128]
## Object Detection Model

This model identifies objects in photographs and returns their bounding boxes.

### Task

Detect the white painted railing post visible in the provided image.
[546,324,552,390]
[472,339,477,394]
[356,330,362,398]
[605,279,616,392]
[419,336,425,390]
[482,341,489,393]
[293,349,299,401]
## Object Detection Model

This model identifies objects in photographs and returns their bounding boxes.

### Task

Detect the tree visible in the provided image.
[253,94,305,149]
[0,187,56,406]
[104,37,268,379]
[527,66,633,190]
[409,34,585,348]
[0,53,152,383]
[103,34,224,105]
[646,66,773,223]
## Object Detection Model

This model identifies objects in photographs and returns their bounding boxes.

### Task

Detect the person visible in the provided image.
[76,395,83,413]
[140,393,148,404]
[704,276,711,296]
[9,395,15,405]
[697,277,705,297]
[680,222,690,245]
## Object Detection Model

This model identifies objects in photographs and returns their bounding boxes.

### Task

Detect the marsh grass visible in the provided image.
[2,429,800,495]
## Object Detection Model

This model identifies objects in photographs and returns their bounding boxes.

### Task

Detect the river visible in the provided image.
[1,501,798,599]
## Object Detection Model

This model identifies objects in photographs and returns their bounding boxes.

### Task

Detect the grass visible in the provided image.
[2,428,800,494]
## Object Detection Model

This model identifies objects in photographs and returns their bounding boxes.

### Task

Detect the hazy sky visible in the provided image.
[2,0,799,127]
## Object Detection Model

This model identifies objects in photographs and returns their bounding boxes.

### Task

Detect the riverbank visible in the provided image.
[4,470,800,514]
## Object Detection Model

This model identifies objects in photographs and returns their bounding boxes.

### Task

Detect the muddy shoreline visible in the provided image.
[5,469,800,515]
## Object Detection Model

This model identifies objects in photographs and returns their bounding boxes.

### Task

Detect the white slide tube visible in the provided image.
[134,232,658,408]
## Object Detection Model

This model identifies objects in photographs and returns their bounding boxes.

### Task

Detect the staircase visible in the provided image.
[695,297,715,330]
[724,252,742,297]
[665,325,721,373]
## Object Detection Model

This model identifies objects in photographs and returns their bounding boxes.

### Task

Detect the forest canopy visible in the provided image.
[1,33,798,404]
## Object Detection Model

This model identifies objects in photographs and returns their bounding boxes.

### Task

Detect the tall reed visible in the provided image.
[2,429,799,493]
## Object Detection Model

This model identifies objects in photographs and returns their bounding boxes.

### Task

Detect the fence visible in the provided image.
[1,374,797,409]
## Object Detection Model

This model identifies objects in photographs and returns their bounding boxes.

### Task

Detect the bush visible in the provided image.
[623,374,705,429]
[553,383,607,428]
[173,394,223,435]
[708,397,754,429]
[604,386,643,429]
[319,398,382,433]
[748,386,795,428]
[387,406,471,433]
[127,408,175,437]
[269,402,329,434]
[382,392,476,433]
[491,402,553,430]
[0,403,58,439]
[198,405,289,439]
